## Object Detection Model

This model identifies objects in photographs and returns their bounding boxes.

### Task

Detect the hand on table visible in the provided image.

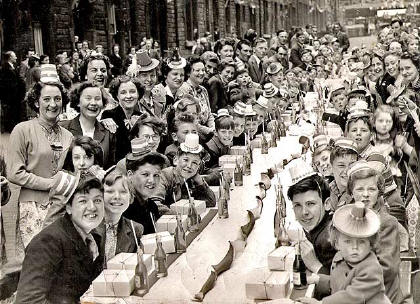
[101,118,118,133]
[300,240,323,273]
[296,297,321,304]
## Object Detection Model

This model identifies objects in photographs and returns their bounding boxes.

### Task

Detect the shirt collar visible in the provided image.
[8,62,15,70]
[72,222,89,244]
[165,85,174,98]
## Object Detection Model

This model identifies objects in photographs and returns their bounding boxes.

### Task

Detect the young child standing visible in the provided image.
[205,109,235,168]
[299,202,391,304]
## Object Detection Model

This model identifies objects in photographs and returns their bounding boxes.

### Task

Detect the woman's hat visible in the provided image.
[266,62,283,75]
[136,50,159,72]
[243,104,257,117]
[50,171,81,205]
[126,138,151,161]
[255,96,269,109]
[289,158,318,186]
[333,202,380,238]
[262,83,279,98]
[40,64,60,84]
[233,101,247,116]
[312,134,329,154]
[167,48,187,70]
[180,133,203,154]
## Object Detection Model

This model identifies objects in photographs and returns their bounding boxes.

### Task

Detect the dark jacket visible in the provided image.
[109,54,123,77]
[101,106,143,162]
[289,44,305,69]
[205,135,230,168]
[16,214,104,304]
[123,194,161,235]
[207,74,229,112]
[376,73,395,104]
[304,212,337,275]
[95,216,144,257]
[60,115,116,169]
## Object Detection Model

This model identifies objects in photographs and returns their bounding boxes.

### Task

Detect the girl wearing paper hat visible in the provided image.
[298,202,391,304]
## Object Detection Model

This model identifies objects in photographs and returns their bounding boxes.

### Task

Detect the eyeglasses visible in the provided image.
[142,134,160,142]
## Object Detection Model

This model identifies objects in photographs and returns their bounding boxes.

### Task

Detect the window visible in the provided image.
[185,0,199,41]
[33,23,43,55]
[108,4,117,35]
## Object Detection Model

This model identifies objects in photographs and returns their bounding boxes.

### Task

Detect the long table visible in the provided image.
[81,136,313,303]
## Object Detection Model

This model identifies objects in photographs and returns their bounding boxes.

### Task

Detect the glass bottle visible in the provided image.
[244,153,251,176]
[174,214,187,253]
[293,243,307,289]
[218,188,229,219]
[187,197,200,232]
[133,248,149,296]
[154,235,168,278]
[234,160,243,186]
[261,133,269,154]
[276,220,290,248]
[223,172,231,201]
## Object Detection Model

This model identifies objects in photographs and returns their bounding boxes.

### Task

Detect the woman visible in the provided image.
[207,58,236,112]
[176,55,215,139]
[109,44,123,77]
[7,70,73,253]
[127,50,165,118]
[96,167,144,262]
[102,76,145,161]
[80,53,110,88]
[376,52,401,104]
[214,38,235,60]
[61,81,116,168]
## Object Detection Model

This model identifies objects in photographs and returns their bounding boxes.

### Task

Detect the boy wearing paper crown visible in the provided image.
[298,202,391,304]
[16,174,105,303]
[155,133,216,208]
[205,109,235,168]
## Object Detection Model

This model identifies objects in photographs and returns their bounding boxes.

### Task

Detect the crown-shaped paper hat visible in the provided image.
[289,158,318,186]
[180,133,203,154]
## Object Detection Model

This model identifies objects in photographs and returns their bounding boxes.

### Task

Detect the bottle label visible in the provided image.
[293,272,301,286]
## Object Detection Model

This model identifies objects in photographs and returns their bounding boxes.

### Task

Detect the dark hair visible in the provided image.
[130,115,167,140]
[171,112,198,134]
[218,59,236,73]
[214,38,236,56]
[108,75,144,101]
[69,81,109,111]
[347,167,385,198]
[400,52,420,69]
[215,116,235,131]
[25,81,69,113]
[40,54,49,62]
[79,54,110,82]
[287,174,330,203]
[345,116,374,134]
[390,18,403,27]
[63,136,104,172]
[126,153,167,172]
[28,56,39,68]
[235,39,252,52]
[185,55,204,76]
[68,176,103,206]
[330,146,358,164]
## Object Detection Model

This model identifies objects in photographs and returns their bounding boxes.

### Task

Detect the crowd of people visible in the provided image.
[0,18,419,303]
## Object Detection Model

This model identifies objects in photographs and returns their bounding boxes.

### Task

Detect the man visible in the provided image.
[390,18,403,39]
[16,174,105,303]
[289,30,306,69]
[19,49,35,79]
[201,51,219,88]
[248,38,268,84]
[332,23,350,52]
[287,159,336,276]
[0,51,26,133]
[277,30,289,50]
[235,39,253,65]
[123,138,168,234]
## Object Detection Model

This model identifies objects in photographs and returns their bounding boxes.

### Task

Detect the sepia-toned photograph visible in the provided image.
[0,0,419,303]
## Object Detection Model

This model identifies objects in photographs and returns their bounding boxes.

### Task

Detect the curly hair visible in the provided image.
[108,75,144,101]
[185,55,204,76]
[130,115,167,140]
[214,38,236,56]
[347,166,385,198]
[63,136,104,172]
[25,81,69,113]
[69,81,110,111]
[79,53,111,83]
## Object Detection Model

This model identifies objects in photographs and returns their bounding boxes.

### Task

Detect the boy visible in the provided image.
[327,137,359,212]
[322,84,348,132]
[231,101,247,146]
[243,104,259,140]
[345,108,375,158]
[16,174,105,303]
[165,113,199,165]
[299,202,391,304]
[311,134,333,183]
[205,109,235,168]
[155,133,216,208]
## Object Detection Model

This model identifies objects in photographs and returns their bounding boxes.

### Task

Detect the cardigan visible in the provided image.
[7,119,73,203]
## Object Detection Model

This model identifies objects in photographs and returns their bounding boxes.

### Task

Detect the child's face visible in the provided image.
[175,153,201,180]
[254,105,266,125]
[233,116,245,137]
[313,150,332,177]
[331,94,348,112]
[375,112,393,135]
[332,154,358,191]
[72,146,95,173]
[174,123,198,144]
[104,178,131,216]
[236,72,250,86]
[351,176,379,209]
[336,232,371,264]
[245,117,258,137]
[347,120,371,152]
[302,53,312,63]
[216,128,234,146]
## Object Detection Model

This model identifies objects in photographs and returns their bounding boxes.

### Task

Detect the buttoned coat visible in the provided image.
[16,214,104,304]
[248,55,265,84]
[317,251,391,304]
[60,115,116,169]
